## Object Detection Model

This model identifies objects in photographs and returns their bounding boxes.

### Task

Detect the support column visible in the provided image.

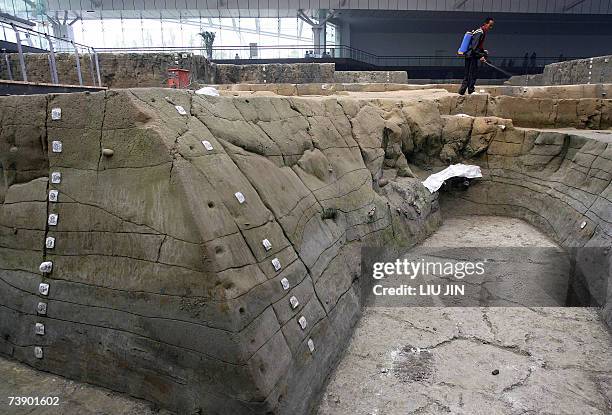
[298,9,336,56]
[46,11,80,51]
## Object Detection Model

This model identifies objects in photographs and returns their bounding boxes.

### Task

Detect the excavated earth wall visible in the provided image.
[507,55,612,86]
[214,81,612,100]
[0,87,610,413]
[0,53,216,88]
[1,56,407,88]
[0,88,441,414]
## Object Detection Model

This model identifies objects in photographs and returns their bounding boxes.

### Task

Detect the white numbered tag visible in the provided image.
[51,172,61,184]
[175,105,187,115]
[48,190,58,202]
[51,108,61,120]
[48,214,58,226]
[45,237,55,249]
[37,302,47,315]
[234,192,245,204]
[298,316,307,330]
[52,140,62,153]
[34,346,43,359]
[262,239,272,251]
[39,282,50,296]
[289,296,299,309]
[36,303,47,316]
[272,258,281,271]
[35,323,45,335]
[280,277,290,290]
[201,140,214,151]
[39,262,53,274]
[307,338,315,352]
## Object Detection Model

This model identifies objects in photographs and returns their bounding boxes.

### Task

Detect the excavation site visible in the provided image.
[1,5,612,413]
[1,79,611,414]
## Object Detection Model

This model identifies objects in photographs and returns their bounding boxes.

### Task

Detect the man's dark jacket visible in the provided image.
[466,27,488,59]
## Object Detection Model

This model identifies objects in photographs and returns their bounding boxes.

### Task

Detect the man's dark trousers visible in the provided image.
[459,56,479,95]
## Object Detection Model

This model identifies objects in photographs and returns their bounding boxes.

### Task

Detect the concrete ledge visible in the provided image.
[333,70,407,83]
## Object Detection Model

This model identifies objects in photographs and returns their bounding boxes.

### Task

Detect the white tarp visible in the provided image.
[195,86,220,96]
[422,163,482,193]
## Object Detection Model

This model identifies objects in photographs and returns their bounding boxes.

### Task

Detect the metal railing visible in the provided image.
[95,44,378,63]
[0,20,102,86]
[95,44,580,70]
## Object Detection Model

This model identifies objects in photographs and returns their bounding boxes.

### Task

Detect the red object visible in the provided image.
[167,68,190,88]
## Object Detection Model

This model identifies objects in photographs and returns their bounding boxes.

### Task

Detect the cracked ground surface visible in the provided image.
[318,216,612,415]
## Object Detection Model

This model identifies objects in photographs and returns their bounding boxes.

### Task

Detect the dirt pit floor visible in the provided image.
[0,357,163,415]
[318,216,612,415]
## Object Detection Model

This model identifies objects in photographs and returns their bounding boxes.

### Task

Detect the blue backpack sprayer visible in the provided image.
[457,30,513,77]
[457,31,473,56]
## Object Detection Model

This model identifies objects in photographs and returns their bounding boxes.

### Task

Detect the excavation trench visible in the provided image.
[318,214,612,415]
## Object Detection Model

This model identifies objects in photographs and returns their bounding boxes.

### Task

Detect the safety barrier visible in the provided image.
[0,20,101,87]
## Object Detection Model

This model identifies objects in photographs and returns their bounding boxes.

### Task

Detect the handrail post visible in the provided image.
[2,48,13,80]
[11,24,28,82]
[72,41,83,86]
[45,34,59,84]
[92,48,102,86]
[88,51,96,86]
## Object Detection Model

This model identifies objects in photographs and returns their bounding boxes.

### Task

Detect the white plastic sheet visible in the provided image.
[422,164,482,193]
[195,86,220,96]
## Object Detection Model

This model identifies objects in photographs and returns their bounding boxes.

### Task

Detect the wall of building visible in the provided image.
[349,32,612,58]
[340,10,612,59]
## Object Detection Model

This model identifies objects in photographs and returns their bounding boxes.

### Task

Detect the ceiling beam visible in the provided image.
[563,0,588,11]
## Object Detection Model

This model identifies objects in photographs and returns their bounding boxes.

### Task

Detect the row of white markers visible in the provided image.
[177,103,316,354]
[33,107,63,359]
[32,104,315,362]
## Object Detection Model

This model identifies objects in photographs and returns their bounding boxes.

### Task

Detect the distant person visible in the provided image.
[234,53,240,60]
[558,53,564,62]
[522,53,529,70]
[459,17,495,95]
[530,52,537,68]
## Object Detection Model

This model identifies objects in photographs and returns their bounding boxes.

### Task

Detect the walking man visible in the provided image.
[459,17,495,95]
